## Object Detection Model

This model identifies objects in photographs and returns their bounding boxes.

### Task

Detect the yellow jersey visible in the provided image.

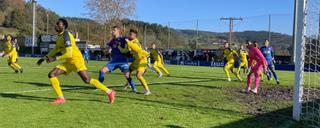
[223,48,237,61]
[4,40,17,55]
[150,48,162,62]
[124,38,149,61]
[239,50,248,62]
[46,31,83,64]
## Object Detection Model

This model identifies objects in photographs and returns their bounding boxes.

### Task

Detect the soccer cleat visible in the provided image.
[14,70,19,73]
[246,87,251,93]
[107,90,116,104]
[276,81,280,85]
[131,89,137,93]
[19,68,23,73]
[250,88,258,94]
[51,97,66,104]
[227,78,231,82]
[144,90,151,95]
[158,72,163,78]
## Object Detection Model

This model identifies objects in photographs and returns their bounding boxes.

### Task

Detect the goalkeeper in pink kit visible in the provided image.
[246,43,268,94]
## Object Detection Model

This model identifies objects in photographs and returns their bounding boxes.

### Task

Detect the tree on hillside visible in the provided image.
[0,0,9,11]
[84,0,136,24]
[84,0,136,42]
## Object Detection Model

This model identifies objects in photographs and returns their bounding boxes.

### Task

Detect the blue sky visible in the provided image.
[36,0,294,34]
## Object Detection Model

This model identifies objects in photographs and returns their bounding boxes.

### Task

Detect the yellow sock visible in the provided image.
[153,65,161,74]
[137,75,149,90]
[161,67,170,75]
[13,63,21,69]
[89,79,109,92]
[236,67,242,81]
[236,72,242,81]
[50,77,63,97]
[224,67,231,78]
[9,64,18,71]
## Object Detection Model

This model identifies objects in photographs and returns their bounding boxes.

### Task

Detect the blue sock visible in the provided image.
[127,77,136,91]
[268,71,272,79]
[99,71,105,83]
[272,70,279,81]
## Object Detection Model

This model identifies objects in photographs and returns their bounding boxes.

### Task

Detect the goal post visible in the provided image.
[293,0,320,127]
[292,0,306,121]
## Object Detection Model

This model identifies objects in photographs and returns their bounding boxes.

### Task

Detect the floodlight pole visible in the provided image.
[268,14,272,41]
[167,22,171,49]
[220,17,242,48]
[32,0,37,55]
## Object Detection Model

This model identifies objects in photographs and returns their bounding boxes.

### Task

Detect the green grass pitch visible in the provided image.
[0,57,306,128]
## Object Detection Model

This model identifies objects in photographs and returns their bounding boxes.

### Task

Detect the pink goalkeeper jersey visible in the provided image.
[248,47,267,67]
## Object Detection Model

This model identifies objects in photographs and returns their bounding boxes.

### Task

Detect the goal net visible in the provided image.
[293,0,320,127]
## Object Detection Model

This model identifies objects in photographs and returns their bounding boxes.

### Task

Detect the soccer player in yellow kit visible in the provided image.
[150,43,170,77]
[37,18,115,104]
[2,34,23,73]
[119,29,151,95]
[236,44,249,78]
[222,42,241,81]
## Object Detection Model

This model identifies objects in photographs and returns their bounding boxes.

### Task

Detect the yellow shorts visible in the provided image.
[130,59,147,73]
[224,60,235,69]
[8,52,18,63]
[56,61,87,75]
[239,61,248,68]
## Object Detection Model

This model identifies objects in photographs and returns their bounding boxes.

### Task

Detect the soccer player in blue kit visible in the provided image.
[260,40,280,85]
[83,47,90,63]
[97,26,136,92]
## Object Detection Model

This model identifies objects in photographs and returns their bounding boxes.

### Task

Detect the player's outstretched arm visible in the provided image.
[55,47,73,61]
[125,39,149,59]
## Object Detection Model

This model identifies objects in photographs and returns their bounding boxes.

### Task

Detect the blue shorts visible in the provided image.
[234,60,241,68]
[105,62,129,73]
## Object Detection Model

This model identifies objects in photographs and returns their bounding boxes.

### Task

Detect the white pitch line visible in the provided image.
[0,78,219,94]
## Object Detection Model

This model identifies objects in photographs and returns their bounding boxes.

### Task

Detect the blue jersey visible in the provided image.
[260,46,274,64]
[107,36,128,63]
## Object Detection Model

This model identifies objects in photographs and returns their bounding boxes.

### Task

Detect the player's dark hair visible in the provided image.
[129,29,138,35]
[58,18,68,29]
[5,34,12,40]
[253,41,259,47]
